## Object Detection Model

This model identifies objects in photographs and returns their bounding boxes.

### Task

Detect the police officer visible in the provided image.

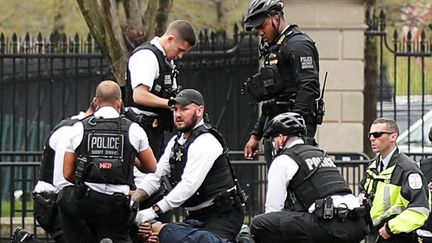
[417,126,432,243]
[30,102,95,243]
[133,89,244,242]
[124,20,196,160]
[62,80,157,242]
[243,0,320,165]
[250,112,366,243]
[12,104,97,243]
[360,118,429,242]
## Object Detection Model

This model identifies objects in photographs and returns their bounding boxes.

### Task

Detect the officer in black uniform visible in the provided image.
[417,126,432,243]
[62,80,157,242]
[243,0,321,165]
[124,20,196,160]
[133,89,245,242]
[250,112,366,243]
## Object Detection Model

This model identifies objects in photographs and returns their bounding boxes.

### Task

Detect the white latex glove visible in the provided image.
[135,207,158,225]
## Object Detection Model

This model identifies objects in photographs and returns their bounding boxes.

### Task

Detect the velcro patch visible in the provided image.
[408,173,423,190]
[300,56,314,69]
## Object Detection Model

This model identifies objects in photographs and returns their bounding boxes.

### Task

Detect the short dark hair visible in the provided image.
[166,20,196,46]
[372,118,400,136]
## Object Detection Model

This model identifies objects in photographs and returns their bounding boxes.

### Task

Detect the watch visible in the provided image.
[152,204,163,217]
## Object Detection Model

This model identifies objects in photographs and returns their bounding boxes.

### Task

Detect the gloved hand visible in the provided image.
[135,207,158,225]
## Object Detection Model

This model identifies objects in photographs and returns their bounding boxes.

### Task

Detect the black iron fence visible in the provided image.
[0,27,259,158]
[0,154,369,242]
[365,9,432,153]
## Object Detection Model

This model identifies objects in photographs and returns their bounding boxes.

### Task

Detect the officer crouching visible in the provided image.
[133,89,245,242]
[62,80,157,242]
[250,112,367,243]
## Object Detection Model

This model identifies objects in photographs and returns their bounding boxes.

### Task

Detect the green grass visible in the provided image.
[1,200,34,217]
[382,50,432,96]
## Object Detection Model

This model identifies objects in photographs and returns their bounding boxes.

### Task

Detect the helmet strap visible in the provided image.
[269,12,282,45]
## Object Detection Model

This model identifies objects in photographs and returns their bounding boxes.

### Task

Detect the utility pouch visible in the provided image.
[243,73,265,102]
[323,197,334,219]
[85,157,125,184]
[33,192,58,231]
[242,65,284,102]
[260,65,284,95]
[315,197,334,219]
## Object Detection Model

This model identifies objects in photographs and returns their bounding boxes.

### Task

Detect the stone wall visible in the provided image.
[284,0,366,152]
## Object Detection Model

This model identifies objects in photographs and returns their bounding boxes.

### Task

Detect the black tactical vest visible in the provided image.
[168,124,235,207]
[274,25,319,98]
[38,118,81,183]
[283,144,351,209]
[76,115,136,188]
[124,42,176,113]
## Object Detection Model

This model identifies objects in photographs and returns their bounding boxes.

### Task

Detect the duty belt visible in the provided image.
[83,187,128,203]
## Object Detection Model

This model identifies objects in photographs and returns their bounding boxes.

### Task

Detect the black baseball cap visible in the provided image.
[168,89,204,106]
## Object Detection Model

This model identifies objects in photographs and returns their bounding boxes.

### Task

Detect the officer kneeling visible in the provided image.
[62,80,157,242]
[250,112,366,243]
[133,89,245,242]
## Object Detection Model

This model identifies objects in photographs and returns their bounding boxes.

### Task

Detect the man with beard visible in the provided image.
[133,89,244,242]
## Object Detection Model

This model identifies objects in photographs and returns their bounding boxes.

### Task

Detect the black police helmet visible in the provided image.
[264,112,306,138]
[244,0,284,31]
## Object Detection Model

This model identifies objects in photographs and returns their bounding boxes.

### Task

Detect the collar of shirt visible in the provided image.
[287,137,305,148]
[380,146,397,169]
[178,119,205,144]
[70,111,86,120]
[94,106,120,119]
[151,37,166,56]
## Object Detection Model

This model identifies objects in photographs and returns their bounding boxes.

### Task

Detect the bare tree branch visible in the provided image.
[154,0,173,36]
[124,0,143,29]
[76,0,173,86]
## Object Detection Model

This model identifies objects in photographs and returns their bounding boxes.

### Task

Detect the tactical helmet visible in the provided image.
[244,0,284,31]
[264,112,306,138]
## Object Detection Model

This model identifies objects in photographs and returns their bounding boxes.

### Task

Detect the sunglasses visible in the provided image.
[368,131,394,138]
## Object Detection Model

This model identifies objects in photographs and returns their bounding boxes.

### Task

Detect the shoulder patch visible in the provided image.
[408,173,423,190]
[300,56,314,69]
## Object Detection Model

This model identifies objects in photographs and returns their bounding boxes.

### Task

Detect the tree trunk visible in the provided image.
[76,0,173,86]
[364,0,378,158]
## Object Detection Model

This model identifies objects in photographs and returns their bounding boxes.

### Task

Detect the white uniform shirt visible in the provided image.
[64,106,150,195]
[378,146,397,172]
[265,138,360,213]
[128,37,177,115]
[137,120,224,213]
[33,111,87,193]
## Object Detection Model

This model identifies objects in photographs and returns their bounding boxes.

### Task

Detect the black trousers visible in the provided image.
[251,211,366,243]
[187,205,244,242]
[33,192,65,243]
[56,186,96,243]
[75,188,132,243]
